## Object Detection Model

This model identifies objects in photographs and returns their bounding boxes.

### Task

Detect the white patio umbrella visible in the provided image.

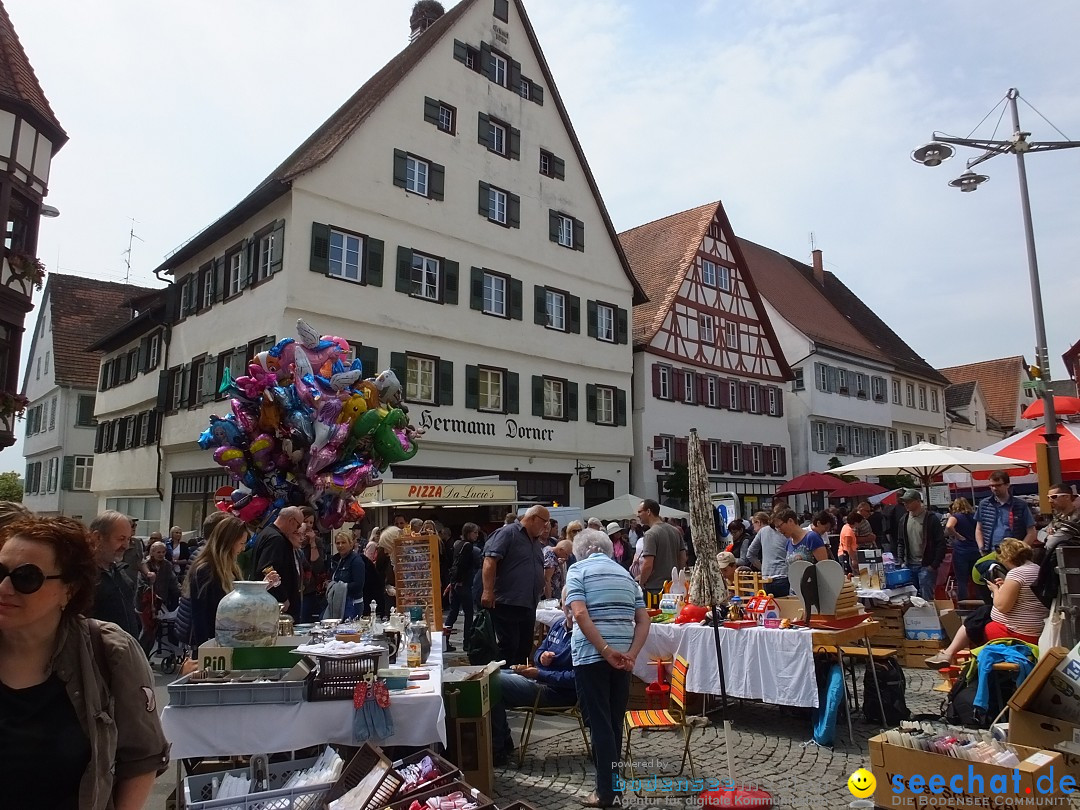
[583,493,689,521]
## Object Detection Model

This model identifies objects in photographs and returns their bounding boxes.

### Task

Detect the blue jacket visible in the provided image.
[975,496,1033,550]
[971,639,1037,712]
[330,550,366,602]
[534,619,575,697]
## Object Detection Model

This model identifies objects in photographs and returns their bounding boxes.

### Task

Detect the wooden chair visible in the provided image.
[623,655,698,785]
[513,689,591,768]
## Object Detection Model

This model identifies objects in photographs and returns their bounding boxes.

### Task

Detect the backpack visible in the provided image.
[862,657,910,726]
[467,607,500,665]
[942,646,1023,728]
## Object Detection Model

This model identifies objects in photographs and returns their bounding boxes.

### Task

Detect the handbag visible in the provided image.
[467,608,500,665]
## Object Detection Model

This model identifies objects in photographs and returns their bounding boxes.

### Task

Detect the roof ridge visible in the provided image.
[0,1,65,144]
[619,200,718,239]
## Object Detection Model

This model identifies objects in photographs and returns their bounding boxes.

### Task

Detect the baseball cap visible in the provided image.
[605,522,623,536]
[716,551,736,569]
[900,488,922,502]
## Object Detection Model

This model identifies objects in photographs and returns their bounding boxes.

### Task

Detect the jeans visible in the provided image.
[444,585,474,647]
[491,604,536,665]
[908,563,937,601]
[951,544,981,601]
[490,671,576,755]
[764,577,789,598]
[575,661,630,803]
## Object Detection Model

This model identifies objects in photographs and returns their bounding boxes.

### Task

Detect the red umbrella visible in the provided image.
[971,422,1080,480]
[774,471,843,496]
[827,480,888,499]
[1021,395,1080,420]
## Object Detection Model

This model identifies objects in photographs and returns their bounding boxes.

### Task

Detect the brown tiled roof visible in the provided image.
[39,274,153,390]
[737,238,947,385]
[945,381,976,412]
[153,0,646,303]
[0,2,65,147]
[940,356,1028,432]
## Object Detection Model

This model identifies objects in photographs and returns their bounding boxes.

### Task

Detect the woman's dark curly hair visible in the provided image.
[0,516,99,616]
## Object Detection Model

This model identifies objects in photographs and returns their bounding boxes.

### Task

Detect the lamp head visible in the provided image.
[948,170,989,192]
[911,142,955,167]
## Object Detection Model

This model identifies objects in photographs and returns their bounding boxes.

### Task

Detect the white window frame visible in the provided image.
[658,366,671,400]
[202,269,214,308]
[731,443,743,473]
[73,456,94,491]
[700,314,715,344]
[709,441,720,471]
[793,368,805,392]
[229,251,243,296]
[931,389,940,412]
[478,367,503,413]
[257,231,274,280]
[438,104,454,133]
[918,386,928,410]
[545,290,565,330]
[887,430,897,451]
[701,259,717,287]
[748,385,759,413]
[596,386,615,425]
[729,380,738,409]
[768,387,778,415]
[483,272,507,316]
[539,151,550,175]
[406,155,429,196]
[725,320,739,350]
[410,253,440,301]
[707,376,717,407]
[906,383,915,408]
[751,445,762,473]
[902,431,912,448]
[488,187,508,224]
[329,229,363,282]
[872,377,885,400]
[489,120,506,156]
[148,334,160,369]
[519,78,530,99]
[543,378,564,419]
[46,457,58,493]
[596,304,615,342]
[406,356,437,404]
[717,265,731,292]
[770,447,780,472]
[660,436,674,470]
[837,368,848,391]
[855,373,866,395]
[683,372,694,403]
[852,427,862,455]
[814,422,826,452]
[491,52,507,86]
[892,378,901,404]
[557,215,573,248]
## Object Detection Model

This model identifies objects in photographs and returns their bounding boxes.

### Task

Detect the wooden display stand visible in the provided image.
[392,532,443,628]
[734,570,771,601]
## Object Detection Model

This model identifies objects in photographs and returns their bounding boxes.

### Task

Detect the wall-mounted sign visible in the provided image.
[359,481,518,505]
[418,409,556,442]
[492,24,509,45]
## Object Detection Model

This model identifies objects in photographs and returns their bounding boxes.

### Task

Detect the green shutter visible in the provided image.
[465,365,479,409]
[156,370,170,411]
[553,155,565,180]
[453,39,467,63]
[443,260,459,305]
[509,59,521,92]
[508,193,520,228]
[439,360,454,406]
[429,162,445,201]
[139,336,152,373]
[532,83,544,105]
[357,345,378,376]
[616,389,627,426]
[569,295,581,334]
[396,246,412,293]
[478,182,490,217]
[390,352,407,393]
[477,112,490,148]
[509,278,523,320]
[311,222,330,274]
[586,384,597,424]
[586,300,598,338]
[243,241,255,288]
[533,285,547,325]
[532,375,544,417]
[366,238,384,286]
[214,256,226,300]
[270,220,285,274]
[616,307,629,344]
[506,371,519,414]
[393,149,408,188]
[61,456,74,491]
[567,382,578,421]
[201,359,216,403]
[509,127,521,161]
[479,41,492,80]
[548,209,560,242]
[470,267,484,310]
[423,96,440,124]
[573,217,585,252]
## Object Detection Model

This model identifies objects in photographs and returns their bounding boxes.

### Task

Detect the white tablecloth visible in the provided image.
[162,638,446,758]
[632,623,818,708]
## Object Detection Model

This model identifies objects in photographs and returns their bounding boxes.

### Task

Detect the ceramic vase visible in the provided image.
[215,581,280,647]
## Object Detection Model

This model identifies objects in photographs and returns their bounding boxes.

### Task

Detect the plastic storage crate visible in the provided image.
[307,651,382,701]
[319,744,401,810]
[382,780,494,810]
[183,755,332,810]
[168,669,306,707]
[392,749,461,799]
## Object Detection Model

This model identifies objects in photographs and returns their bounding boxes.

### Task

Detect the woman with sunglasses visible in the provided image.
[182,515,259,648]
[0,516,169,809]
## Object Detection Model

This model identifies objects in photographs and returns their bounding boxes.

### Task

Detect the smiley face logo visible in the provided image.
[848,768,876,798]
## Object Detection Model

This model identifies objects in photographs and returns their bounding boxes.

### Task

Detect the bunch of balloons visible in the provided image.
[196,319,422,530]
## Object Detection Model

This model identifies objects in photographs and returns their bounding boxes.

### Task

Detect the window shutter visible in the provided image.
[366,238,384,286]
[465,365,478,409]
[827,366,838,393]
[477,182,490,217]
[310,222,330,274]
[552,155,565,180]
[443,260,459,305]
[201,360,216,404]
[698,374,709,405]
[357,345,378,377]
[573,218,585,252]
[616,389,627,426]
[567,381,578,421]
[509,59,521,93]
[742,445,753,472]
[164,282,181,324]
[212,256,225,302]
[741,383,751,411]
[179,364,191,408]
[586,300,597,338]
[470,267,484,310]
[130,348,141,381]
[509,278,523,320]
[396,247,413,293]
[494,0,509,21]
[477,112,490,148]
[392,149,408,188]
[569,295,581,334]
[763,446,774,475]
[616,307,628,344]
[675,438,689,465]
[100,361,110,391]
[507,193,520,228]
[140,337,152,373]
[725,381,737,411]
[548,209,560,242]
[428,162,445,201]
[243,241,256,288]
[269,221,285,275]
[672,369,684,402]
[389,353,407,391]
[157,370,171,411]
[779,448,788,476]
[533,285,547,325]
[479,41,492,81]
[506,372,519,413]
[61,456,74,491]
[532,83,544,105]
[509,127,521,161]
[94,424,105,453]
[585,383,597,424]
[826,424,837,452]
[651,364,662,398]
[531,375,544,417]
[438,360,454,406]
[453,39,467,64]
[814,362,824,390]
[423,96,440,125]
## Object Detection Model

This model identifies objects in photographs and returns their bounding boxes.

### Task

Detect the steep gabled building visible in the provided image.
[619,201,791,511]
[944,380,1008,451]
[110,0,646,531]
[21,275,151,518]
[941,356,1038,437]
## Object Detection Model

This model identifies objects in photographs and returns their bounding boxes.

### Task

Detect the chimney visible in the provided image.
[811,249,824,286]
[410,0,445,41]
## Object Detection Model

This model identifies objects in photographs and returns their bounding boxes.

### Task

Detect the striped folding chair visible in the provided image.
[622,654,698,784]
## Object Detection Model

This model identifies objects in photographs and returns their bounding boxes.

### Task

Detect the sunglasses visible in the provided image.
[1048,493,1071,499]
[0,563,63,595]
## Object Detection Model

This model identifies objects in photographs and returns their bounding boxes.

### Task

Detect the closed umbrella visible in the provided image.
[774,471,844,496]
[687,428,726,608]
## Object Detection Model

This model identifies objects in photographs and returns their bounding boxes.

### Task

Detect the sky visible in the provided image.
[2,0,1079,472]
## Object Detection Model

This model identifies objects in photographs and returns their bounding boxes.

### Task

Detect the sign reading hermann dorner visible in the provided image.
[418,408,556,442]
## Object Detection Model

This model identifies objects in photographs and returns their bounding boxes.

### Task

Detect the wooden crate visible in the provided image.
[734,570,771,601]
[900,637,941,667]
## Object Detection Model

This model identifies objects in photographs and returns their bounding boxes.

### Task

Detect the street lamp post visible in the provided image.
[911,88,1080,487]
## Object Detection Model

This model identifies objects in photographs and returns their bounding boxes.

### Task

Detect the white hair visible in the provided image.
[572,528,613,560]
[586,517,603,529]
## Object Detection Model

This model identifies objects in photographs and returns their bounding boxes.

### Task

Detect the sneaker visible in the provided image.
[924,652,951,669]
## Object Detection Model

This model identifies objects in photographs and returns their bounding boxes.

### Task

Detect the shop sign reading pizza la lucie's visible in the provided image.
[417,408,556,442]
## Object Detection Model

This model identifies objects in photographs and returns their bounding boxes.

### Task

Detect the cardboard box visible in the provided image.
[869,734,1072,809]
[445,715,494,797]
[1009,709,1080,771]
[904,601,944,641]
[443,662,501,718]
[1030,643,1080,725]
[939,608,963,642]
